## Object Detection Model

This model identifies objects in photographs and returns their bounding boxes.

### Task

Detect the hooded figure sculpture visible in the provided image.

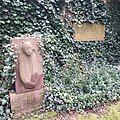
[17,41,43,93]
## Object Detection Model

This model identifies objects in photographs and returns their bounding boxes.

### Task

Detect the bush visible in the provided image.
[43,60,120,112]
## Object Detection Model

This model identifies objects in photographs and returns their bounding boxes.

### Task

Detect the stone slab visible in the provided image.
[11,37,44,94]
[10,89,43,119]
[73,23,105,41]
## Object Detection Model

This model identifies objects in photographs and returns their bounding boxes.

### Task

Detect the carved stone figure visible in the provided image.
[19,41,39,88]
[10,37,44,118]
[11,37,44,94]
[16,41,43,93]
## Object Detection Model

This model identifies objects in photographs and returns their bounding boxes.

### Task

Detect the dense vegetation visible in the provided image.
[0,0,120,119]
[104,0,120,64]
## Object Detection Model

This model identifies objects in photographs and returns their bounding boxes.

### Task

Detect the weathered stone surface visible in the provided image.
[10,89,43,118]
[11,37,44,94]
[73,23,105,41]
[102,0,106,3]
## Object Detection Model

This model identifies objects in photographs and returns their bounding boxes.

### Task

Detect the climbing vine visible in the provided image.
[1,0,120,119]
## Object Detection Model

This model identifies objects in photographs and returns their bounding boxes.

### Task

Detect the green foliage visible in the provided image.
[103,0,120,64]
[0,94,11,120]
[43,60,120,111]
[0,44,14,119]
[66,0,107,24]
[0,0,118,119]
[0,0,74,119]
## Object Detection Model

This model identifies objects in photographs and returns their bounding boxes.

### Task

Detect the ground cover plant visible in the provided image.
[43,59,120,112]
[0,0,120,119]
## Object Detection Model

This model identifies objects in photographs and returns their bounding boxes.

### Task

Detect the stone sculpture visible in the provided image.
[10,37,44,118]
[10,37,44,93]
[18,41,43,91]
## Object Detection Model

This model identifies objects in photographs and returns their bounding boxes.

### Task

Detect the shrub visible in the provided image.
[43,60,120,112]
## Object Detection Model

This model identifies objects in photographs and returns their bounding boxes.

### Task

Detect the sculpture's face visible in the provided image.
[22,41,34,56]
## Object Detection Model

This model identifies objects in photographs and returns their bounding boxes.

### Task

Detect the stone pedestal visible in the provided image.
[10,89,43,119]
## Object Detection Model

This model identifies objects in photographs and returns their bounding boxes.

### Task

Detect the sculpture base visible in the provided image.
[10,89,44,119]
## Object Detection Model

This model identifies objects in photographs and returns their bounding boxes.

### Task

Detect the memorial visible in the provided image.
[73,23,105,41]
[9,36,44,118]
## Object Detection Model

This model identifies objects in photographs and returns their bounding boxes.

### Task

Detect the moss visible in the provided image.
[24,111,57,120]
[78,102,120,120]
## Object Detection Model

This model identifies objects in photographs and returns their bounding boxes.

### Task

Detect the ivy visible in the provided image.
[103,0,120,64]
[0,0,119,119]
[65,0,108,24]
[43,60,120,112]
